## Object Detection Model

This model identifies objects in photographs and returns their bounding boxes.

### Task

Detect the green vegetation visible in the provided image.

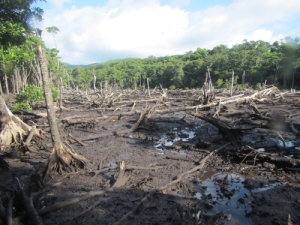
[16,85,59,109]
[68,38,300,91]
[13,102,32,111]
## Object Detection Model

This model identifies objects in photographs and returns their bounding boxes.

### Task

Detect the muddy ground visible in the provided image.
[1,87,300,225]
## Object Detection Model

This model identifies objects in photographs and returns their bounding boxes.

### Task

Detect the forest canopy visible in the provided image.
[70,38,300,90]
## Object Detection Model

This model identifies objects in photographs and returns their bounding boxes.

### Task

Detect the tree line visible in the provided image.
[72,38,300,91]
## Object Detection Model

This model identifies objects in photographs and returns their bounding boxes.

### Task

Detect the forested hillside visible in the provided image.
[71,38,300,90]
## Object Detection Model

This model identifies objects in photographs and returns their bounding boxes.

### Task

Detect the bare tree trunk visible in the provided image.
[14,67,20,94]
[31,59,42,88]
[21,63,28,91]
[37,46,87,175]
[230,70,234,96]
[2,63,9,94]
[93,73,96,91]
[0,80,3,95]
[11,72,16,94]
[147,78,151,97]
[242,70,245,87]
[59,77,63,111]
[202,72,209,105]
[207,67,215,101]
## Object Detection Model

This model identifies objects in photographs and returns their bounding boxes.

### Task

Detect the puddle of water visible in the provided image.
[83,139,96,143]
[154,126,200,151]
[196,172,278,225]
[102,169,118,179]
[103,161,118,168]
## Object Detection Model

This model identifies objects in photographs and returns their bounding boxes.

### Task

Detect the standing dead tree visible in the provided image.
[37,46,88,176]
[230,70,234,96]
[202,69,215,105]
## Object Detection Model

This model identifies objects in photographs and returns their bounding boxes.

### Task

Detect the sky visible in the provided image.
[33,0,300,65]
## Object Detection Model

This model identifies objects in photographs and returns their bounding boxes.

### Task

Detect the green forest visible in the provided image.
[1,0,300,99]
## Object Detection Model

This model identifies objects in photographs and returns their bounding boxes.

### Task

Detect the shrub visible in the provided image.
[169,85,176,90]
[255,82,262,90]
[215,78,223,89]
[235,84,244,91]
[51,86,59,101]
[16,85,60,109]
[16,85,44,104]
[13,102,32,111]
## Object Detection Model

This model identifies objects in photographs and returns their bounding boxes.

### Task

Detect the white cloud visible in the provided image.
[38,0,300,64]
[48,0,70,9]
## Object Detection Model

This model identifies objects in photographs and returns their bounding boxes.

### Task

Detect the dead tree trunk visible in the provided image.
[230,70,234,96]
[202,72,209,105]
[37,46,87,175]
[2,63,9,94]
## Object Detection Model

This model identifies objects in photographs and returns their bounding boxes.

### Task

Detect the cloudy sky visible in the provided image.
[34,0,300,65]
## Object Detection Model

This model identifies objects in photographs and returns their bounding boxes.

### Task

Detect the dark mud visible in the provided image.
[1,89,300,225]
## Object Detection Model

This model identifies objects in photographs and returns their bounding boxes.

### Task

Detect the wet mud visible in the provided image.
[1,88,300,225]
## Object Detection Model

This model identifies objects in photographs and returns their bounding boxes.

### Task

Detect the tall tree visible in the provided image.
[45,26,60,49]
[37,46,87,175]
[0,0,44,47]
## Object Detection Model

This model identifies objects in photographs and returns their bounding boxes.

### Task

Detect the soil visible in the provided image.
[1,87,300,225]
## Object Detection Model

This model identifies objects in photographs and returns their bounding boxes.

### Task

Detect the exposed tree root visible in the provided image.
[0,96,41,152]
[43,143,88,176]
[0,119,27,151]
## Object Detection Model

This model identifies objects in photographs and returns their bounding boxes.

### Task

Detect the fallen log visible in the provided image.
[193,113,240,147]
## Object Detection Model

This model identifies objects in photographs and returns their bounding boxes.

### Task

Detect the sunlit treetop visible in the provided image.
[0,0,45,47]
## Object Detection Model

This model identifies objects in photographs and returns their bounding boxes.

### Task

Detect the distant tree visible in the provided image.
[46,26,60,49]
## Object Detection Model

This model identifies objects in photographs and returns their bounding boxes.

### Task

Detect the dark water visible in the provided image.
[196,172,278,225]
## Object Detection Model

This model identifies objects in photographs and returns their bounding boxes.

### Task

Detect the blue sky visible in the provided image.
[34,0,300,65]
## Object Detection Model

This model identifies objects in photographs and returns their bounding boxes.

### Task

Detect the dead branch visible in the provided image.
[193,113,240,147]
[68,133,87,146]
[78,111,146,142]
[113,142,231,225]
[24,126,36,147]
[112,189,158,225]
[16,177,43,225]
[91,164,164,179]
[38,190,106,216]
[159,142,231,191]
